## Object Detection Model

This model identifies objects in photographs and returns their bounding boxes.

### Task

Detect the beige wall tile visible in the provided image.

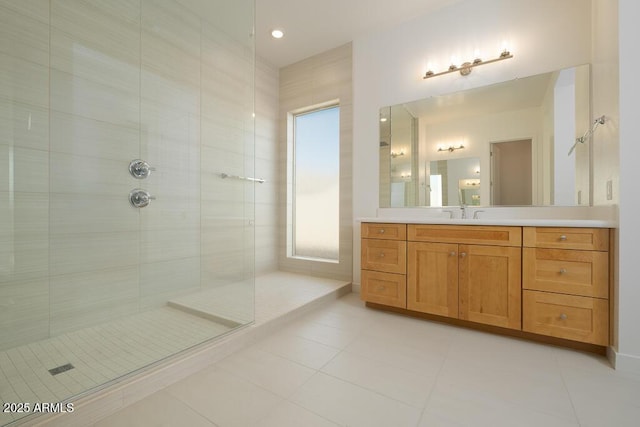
[0,53,49,108]
[0,3,49,65]
[50,267,139,335]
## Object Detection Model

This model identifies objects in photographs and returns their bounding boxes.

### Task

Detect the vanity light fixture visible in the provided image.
[438,144,465,152]
[424,49,513,79]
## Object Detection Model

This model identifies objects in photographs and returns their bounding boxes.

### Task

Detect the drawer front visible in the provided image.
[361,239,406,274]
[362,223,407,241]
[361,270,406,308]
[408,224,521,247]
[523,227,609,251]
[523,248,609,298]
[523,290,608,346]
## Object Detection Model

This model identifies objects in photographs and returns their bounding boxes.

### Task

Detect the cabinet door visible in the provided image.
[523,248,609,298]
[407,242,458,317]
[458,245,522,330]
[523,290,608,345]
[361,239,406,274]
[361,270,406,308]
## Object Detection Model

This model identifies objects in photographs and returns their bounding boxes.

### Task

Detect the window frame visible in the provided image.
[287,100,341,263]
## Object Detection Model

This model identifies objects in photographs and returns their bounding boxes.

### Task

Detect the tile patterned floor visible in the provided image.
[0,272,350,427]
[92,293,640,427]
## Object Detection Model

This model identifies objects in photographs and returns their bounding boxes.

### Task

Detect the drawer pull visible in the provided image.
[559,235,568,241]
[559,313,568,320]
[378,229,385,234]
[376,285,386,291]
[378,252,385,258]
[559,268,567,275]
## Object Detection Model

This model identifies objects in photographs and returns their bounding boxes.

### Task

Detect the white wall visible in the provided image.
[353,0,592,285]
[616,0,640,372]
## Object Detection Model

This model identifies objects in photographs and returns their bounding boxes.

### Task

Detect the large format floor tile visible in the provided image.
[51,291,640,427]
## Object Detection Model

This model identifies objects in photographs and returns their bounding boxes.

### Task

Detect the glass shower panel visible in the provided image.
[0,1,254,425]
[0,0,51,354]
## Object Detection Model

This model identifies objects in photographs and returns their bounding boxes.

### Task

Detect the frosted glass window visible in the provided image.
[293,105,340,261]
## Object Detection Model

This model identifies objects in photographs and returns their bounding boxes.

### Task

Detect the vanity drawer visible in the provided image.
[361,270,406,308]
[408,224,521,247]
[362,223,406,241]
[361,239,406,274]
[523,290,608,346]
[523,227,609,251]
[523,248,609,298]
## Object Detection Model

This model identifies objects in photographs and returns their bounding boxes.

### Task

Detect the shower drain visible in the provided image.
[48,363,74,376]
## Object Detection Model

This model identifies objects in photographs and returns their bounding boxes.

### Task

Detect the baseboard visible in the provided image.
[608,347,640,374]
[351,282,361,293]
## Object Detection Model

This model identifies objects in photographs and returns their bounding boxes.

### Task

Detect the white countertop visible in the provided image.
[357,217,616,228]
[358,206,618,228]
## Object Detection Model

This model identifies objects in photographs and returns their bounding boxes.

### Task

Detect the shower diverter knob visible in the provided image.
[129,159,156,179]
[129,189,156,208]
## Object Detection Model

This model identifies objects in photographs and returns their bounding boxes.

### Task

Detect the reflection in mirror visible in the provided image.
[379,64,591,207]
[428,158,480,206]
[380,105,419,207]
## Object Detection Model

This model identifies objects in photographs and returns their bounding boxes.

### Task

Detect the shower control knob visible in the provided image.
[129,159,156,179]
[129,189,156,208]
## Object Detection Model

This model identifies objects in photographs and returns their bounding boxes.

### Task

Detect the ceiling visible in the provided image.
[255,0,462,68]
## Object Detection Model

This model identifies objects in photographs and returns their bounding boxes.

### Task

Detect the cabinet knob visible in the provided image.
[460,252,467,258]
[449,251,456,257]
[559,313,568,320]
[559,268,567,275]
[378,252,385,258]
[376,285,386,291]
[378,229,385,234]
[559,235,568,241]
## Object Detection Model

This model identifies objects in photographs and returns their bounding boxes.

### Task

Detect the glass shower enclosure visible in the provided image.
[0,1,255,425]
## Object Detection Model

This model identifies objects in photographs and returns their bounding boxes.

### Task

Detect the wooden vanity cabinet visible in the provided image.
[360,223,407,308]
[361,222,612,349]
[522,227,610,345]
[407,225,522,330]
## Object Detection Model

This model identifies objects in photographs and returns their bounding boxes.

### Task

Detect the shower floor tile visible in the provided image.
[0,307,231,426]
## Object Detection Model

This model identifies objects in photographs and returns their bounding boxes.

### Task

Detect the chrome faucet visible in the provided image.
[460,204,467,219]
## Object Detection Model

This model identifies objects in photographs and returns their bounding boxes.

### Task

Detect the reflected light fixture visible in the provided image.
[271,29,284,39]
[390,150,405,158]
[438,144,465,152]
[424,49,513,79]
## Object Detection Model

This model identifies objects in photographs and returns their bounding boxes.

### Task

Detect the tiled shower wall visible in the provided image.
[255,59,280,274]
[278,43,353,281]
[0,0,255,350]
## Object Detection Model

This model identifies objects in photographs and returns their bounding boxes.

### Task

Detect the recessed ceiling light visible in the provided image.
[271,29,284,39]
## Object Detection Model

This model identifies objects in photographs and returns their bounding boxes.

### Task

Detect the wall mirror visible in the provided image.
[379,64,591,208]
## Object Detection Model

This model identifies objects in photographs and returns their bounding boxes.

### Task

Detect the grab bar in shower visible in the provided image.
[220,173,265,184]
